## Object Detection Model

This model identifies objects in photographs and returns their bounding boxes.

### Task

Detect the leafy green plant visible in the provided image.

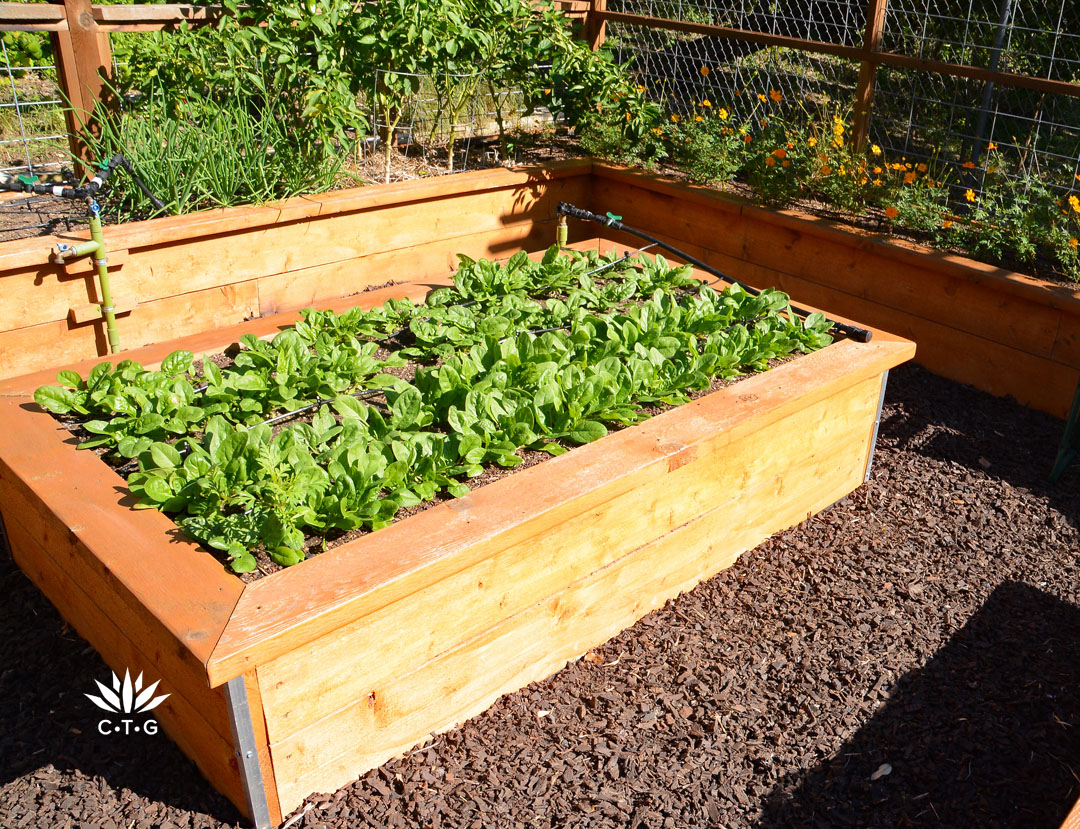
[36,247,832,573]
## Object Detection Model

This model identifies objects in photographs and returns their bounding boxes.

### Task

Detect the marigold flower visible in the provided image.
[839,165,847,176]
[717,108,729,120]
[1070,195,1080,213]
[965,189,976,202]
[873,166,882,174]
[652,127,663,136]
[873,178,883,186]
[1075,173,1080,183]
[962,160,976,169]
[917,163,927,172]
[1071,237,1079,249]
[757,93,767,103]
[744,135,753,143]
[820,165,832,175]
[808,137,818,147]
[769,89,782,102]
[833,136,843,148]
[871,144,882,155]
[943,220,954,229]
[773,147,787,159]
[625,113,631,121]
[670,113,680,122]
[903,171,917,184]
[765,156,776,167]
[782,159,791,167]
[926,178,936,187]
[700,100,712,108]
[544,88,551,95]
[636,85,646,92]
[786,142,794,149]
[700,66,710,76]
[987,142,997,150]
[695,115,703,122]
[885,206,899,219]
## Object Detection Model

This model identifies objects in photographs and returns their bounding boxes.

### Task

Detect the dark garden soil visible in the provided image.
[1,362,1078,828]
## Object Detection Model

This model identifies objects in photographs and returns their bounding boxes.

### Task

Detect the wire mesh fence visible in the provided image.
[0,37,83,239]
[605,0,1080,196]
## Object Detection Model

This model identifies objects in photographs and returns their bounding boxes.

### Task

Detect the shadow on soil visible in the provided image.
[0,554,243,826]
[876,364,1080,526]
[760,580,1080,828]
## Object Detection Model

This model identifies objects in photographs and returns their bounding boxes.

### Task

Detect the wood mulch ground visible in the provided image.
[1,362,1078,828]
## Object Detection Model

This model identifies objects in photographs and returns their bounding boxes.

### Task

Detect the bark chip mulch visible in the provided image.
[1,363,1078,828]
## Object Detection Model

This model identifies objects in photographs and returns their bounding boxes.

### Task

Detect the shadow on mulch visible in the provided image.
[876,365,1079,526]
[760,580,1080,828]
[0,555,243,827]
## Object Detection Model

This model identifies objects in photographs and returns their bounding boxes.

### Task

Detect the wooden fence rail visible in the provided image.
[0,0,1076,166]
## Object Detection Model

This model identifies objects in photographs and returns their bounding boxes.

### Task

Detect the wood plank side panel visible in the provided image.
[591,174,1079,418]
[256,370,880,744]
[268,374,884,812]
[3,516,248,815]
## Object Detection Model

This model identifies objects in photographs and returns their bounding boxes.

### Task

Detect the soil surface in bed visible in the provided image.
[1,362,1078,828]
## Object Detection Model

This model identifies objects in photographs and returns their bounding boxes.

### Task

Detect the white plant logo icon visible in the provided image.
[86,669,170,715]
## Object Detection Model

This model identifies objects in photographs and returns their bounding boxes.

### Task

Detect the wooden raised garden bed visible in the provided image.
[0,233,913,825]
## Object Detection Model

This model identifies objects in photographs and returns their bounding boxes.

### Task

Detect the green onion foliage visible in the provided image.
[35,248,833,573]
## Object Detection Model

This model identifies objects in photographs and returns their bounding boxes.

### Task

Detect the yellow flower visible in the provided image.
[717,108,729,120]
[700,66,710,76]
[544,88,551,95]
[1071,237,1079,249]
[903,171,917,184]
[670,113,680,122]
[839,165,847,176]
[701,99,711,107]
[885,206,899,220]
[636,85,646,92]
[873,178,883,186]
[833,136,843,148]
[965,189,976,202]
[962,160,976,169]
[987,142,997,150]
[1070,195,1080,213]
[871,144,881,155]
[808,137,818,147]
[652,127,663,136]
[757,93,767,103]
[769,89,782,102]
[765,156,776,167]
[695,115,703,122]
[625,113,631,121]
[943,220,954,229]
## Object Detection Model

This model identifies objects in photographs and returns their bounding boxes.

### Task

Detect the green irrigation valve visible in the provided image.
[606,212,622,222]
[17,174,37,186]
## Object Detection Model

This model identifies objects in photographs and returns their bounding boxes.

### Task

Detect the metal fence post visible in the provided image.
[852,0,888,151]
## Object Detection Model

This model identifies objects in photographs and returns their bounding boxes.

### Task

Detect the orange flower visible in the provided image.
[786,142,794,149]
[961,160,976,169]
[744,135,753,143]
[701,99,712,107]
[765,156,776,167]
[987,142,997,150]
[769,89,782,102]
[1069,195,1080,213]
[757,93,767,103]
[943,220,954,229]
[903,171,917,184]
[885,206,899,220]
[652,127,663,136]
[965,189,976,202]
[808,137,818,147]
[820,165,832,175]
[670,113,680,122]
[700,66,710,76]
[782,159,791,167]
[695,115,703,122]
[871,144,881,155]
[872,178,883,186]
[917,163,927,172]
[1071,237,1079,249]
[772,147,787,159]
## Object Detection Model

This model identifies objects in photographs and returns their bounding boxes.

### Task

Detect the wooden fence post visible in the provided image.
[852,0,887,151]
[586,0,606,50]
[53,0,111,171]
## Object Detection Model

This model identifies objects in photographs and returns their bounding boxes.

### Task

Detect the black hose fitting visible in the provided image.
[0,154,166,212]
[556,201,873,343]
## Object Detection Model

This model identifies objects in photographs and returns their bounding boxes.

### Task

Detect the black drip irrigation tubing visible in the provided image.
[556,202,873,344]
[0,154,165,211]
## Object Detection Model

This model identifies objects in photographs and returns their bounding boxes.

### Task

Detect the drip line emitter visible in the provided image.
[555,201,873,344]
[0,155,165,355]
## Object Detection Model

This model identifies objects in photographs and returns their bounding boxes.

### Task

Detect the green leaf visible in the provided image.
[389,386,422,429]
[270,546,306,567]
[56,369,83,390]
[34,385,76,414]
[150,442,183,468]
[230,553,258,574]
[568,420,608,444]
[161,350,194,376]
